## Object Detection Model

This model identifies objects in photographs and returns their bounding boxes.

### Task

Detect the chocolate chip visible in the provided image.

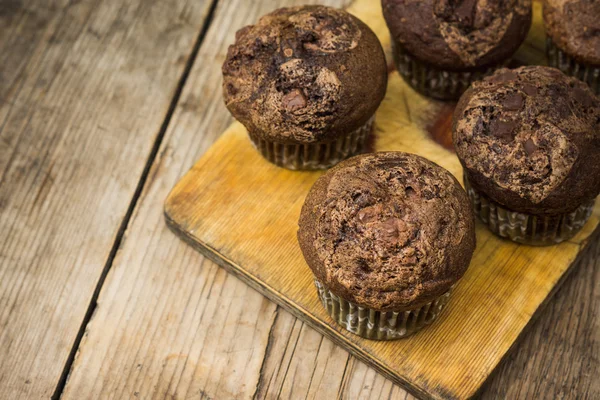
[473,116,486,136]
[573,86,594,108]
[354,193,371,207]
[282,89,307,111]
[503,92,524,111]
[490,119,518,140]
[521,83,538,96]
[357,210,368,222]
[382,218,398,235]
[357,208,376,223]
[489,69,517,83]
[524,138,537,155]
[455,0,478,27]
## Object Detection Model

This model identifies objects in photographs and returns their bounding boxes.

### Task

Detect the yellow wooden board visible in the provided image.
[164,2,600,399]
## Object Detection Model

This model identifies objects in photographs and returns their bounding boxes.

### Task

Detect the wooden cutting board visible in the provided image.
[164,2,600,399]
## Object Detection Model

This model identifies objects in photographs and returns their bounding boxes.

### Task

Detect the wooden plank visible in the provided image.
[163,1,600,398]
[0,0,213,398]
[58,0,350,399]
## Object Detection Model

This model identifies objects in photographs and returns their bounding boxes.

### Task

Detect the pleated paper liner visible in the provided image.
[546,36,600,95]
[314,279,452,340]
[248,116,374,170]
[464,175,595,246]
[391,41,502,101]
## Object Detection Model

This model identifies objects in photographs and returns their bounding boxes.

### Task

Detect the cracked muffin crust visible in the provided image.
[222,6,387,145]
[453,66,600,215]
[382,0,532,70]
[298,152,476,312]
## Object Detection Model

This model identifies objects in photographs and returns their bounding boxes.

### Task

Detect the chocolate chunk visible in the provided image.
[282,89,307,111]
[357,206,378,223]
[354,193,372,207]
[490,118,518,140]
[382,218,398,235]
[523,138,537,155]
[503,92,524,111]
[357,259,371,273]
[455,0,478,27]
[357,209,369,222]
[573,86,594,108]
[521,83,538,96]
[472,116,486,136]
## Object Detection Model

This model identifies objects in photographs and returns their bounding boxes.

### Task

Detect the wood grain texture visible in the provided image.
[255,308,419,400]
[9,0,589,399]
[58,0,350,399]
[479,237,599,399]
[164,2,600,398]
[0,0,212,397]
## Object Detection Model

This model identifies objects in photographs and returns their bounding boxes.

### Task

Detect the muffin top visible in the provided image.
[382,0,532,70]
[543,0,600,65]
[453,66,600,214]
[298,152,476,312]
[222,6,387,145]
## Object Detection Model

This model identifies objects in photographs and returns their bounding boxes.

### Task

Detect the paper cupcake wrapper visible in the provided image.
[464,175,595,246]
[248,116,373,170]
[546,37,600,95]
[314,279,452,340]
[391,41,502,101]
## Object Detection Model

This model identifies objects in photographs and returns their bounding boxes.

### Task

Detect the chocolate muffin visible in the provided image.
[298,152,476,339]
[544,0,600,94]
[222,6,387,170]
[453,66,600,245]
[382,0,532,100]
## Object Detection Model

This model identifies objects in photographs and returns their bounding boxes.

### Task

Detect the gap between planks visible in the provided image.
[0,0,220,398]
[50,0,221,398]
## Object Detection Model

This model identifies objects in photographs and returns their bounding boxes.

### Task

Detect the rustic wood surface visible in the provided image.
[0,0,597,399]
[0,0,214,398]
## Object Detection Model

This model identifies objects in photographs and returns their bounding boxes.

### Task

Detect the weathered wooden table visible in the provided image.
[1,0,597,399]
